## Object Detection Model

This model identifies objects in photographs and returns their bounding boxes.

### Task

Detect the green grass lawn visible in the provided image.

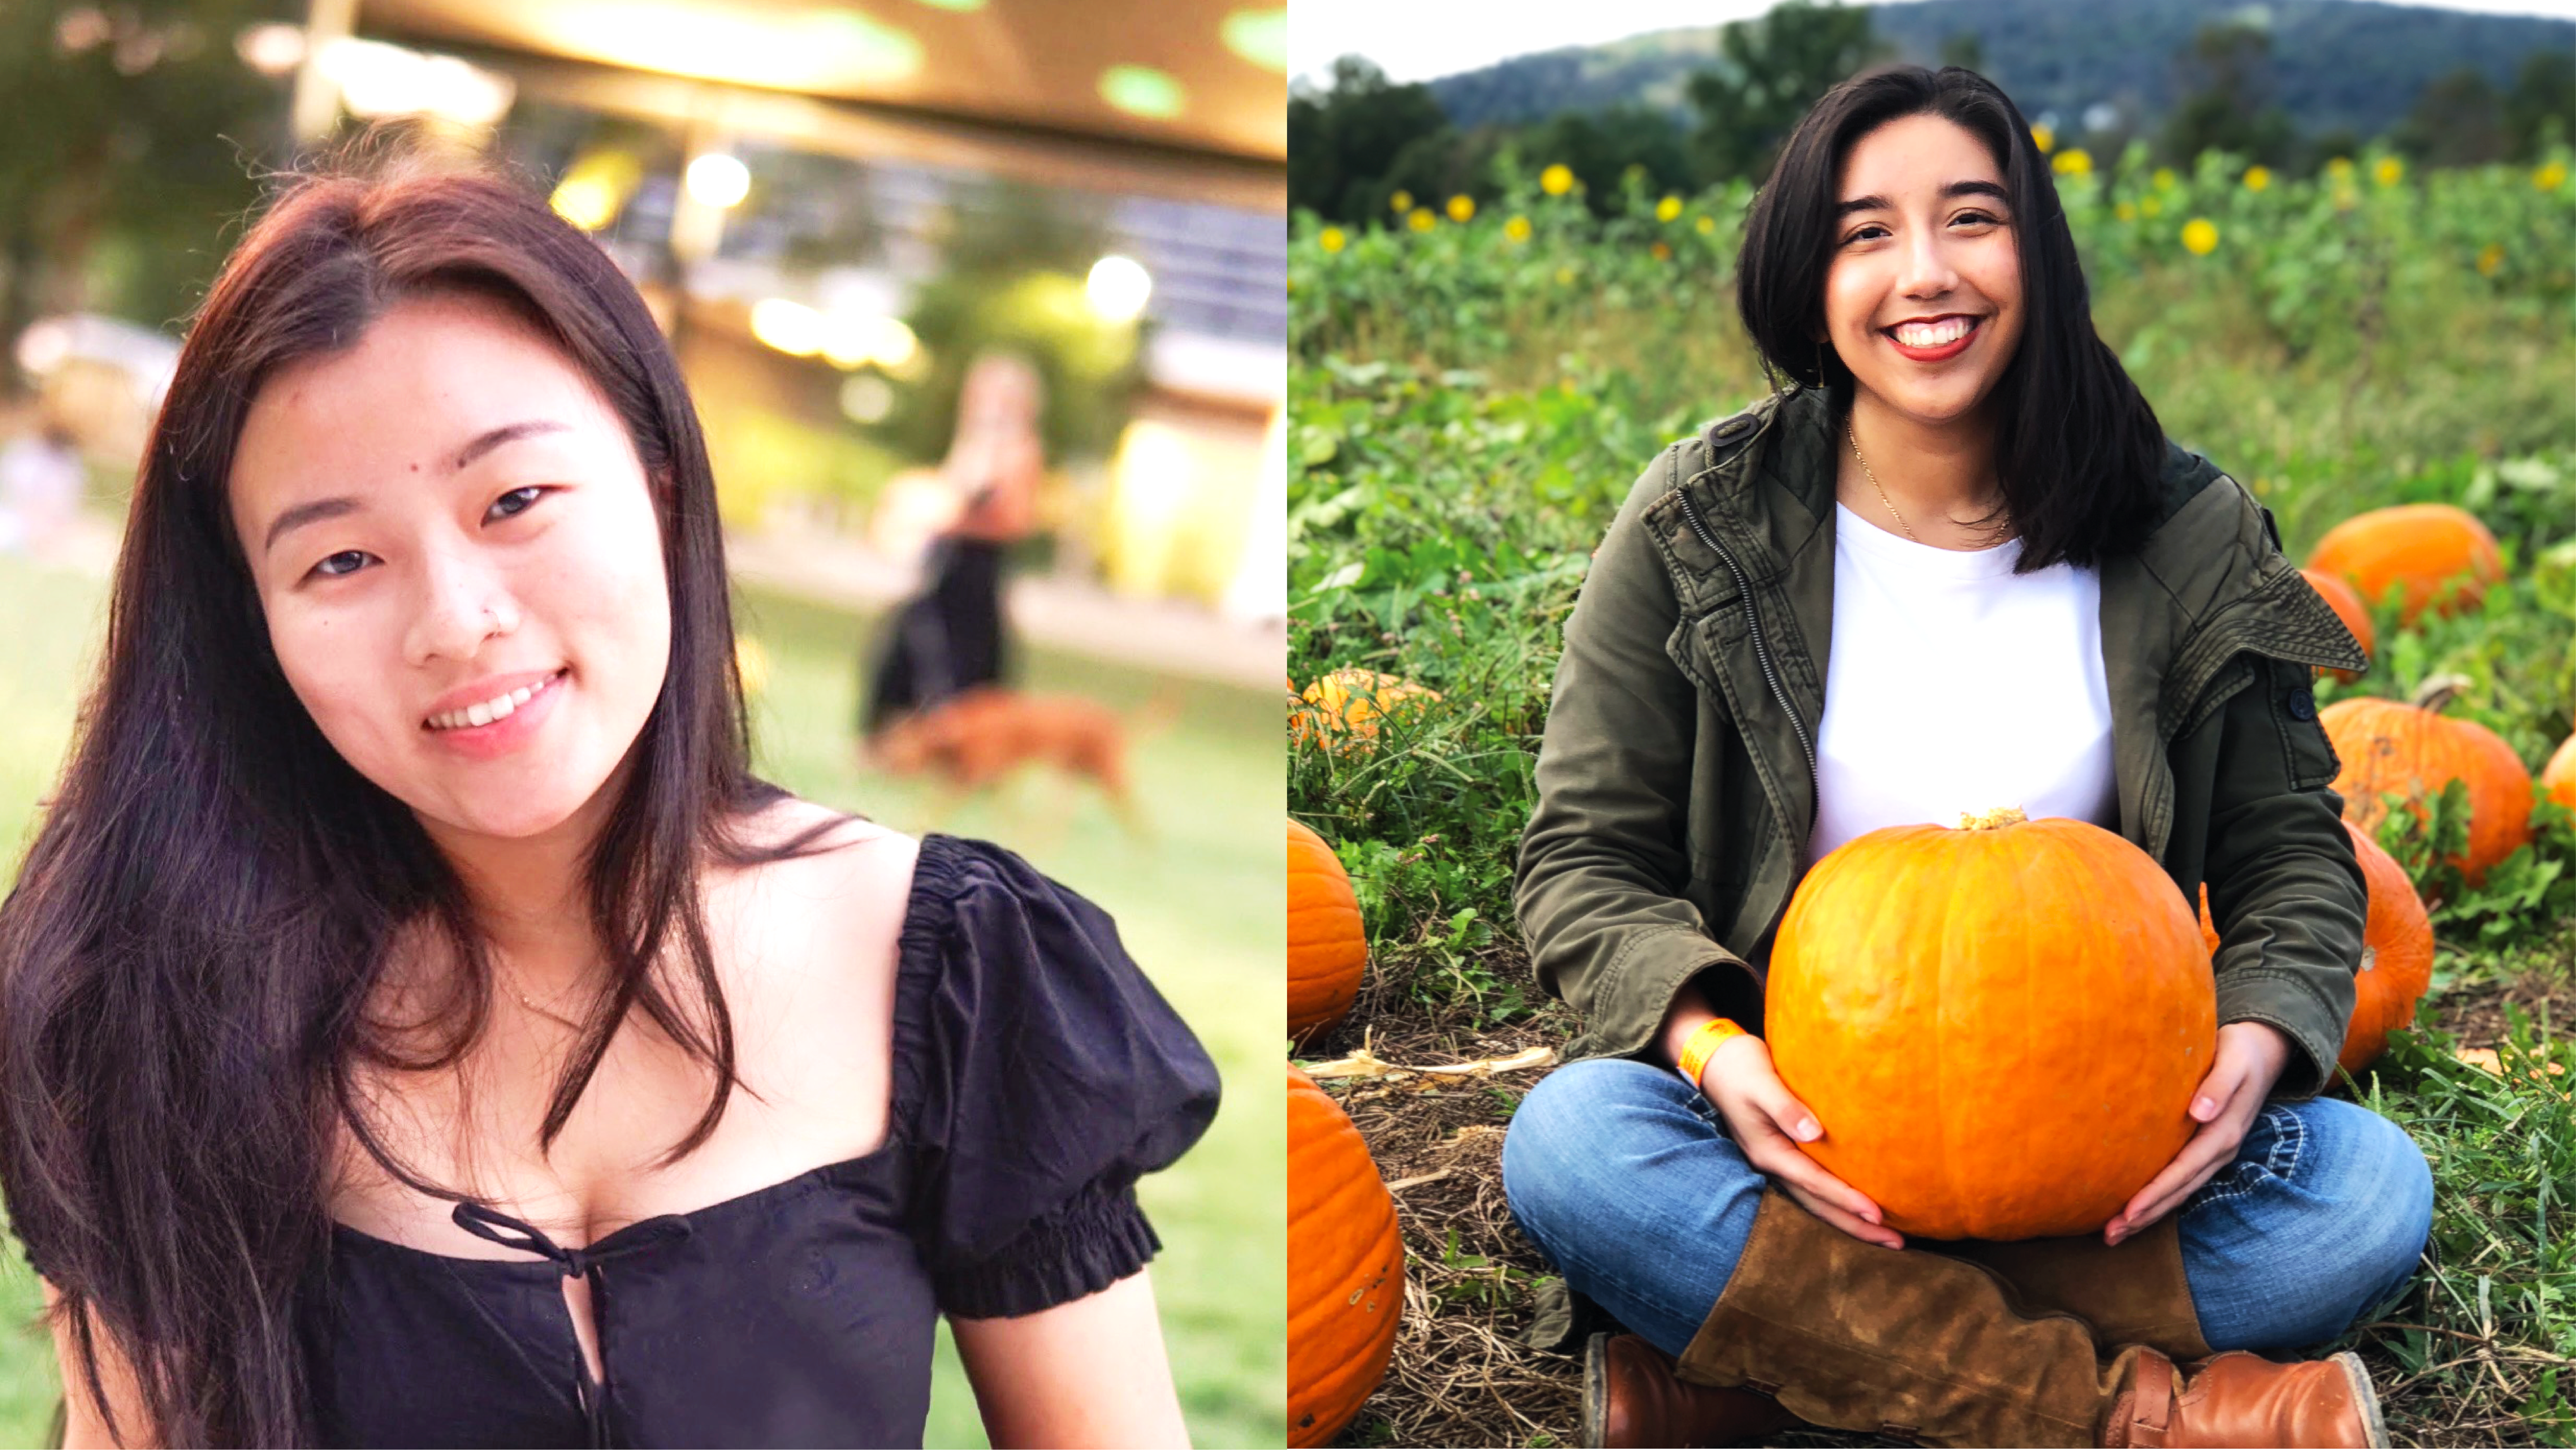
[0,549,1286,1449]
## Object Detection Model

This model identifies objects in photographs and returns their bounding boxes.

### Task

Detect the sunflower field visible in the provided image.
[1287,137,2576,1448]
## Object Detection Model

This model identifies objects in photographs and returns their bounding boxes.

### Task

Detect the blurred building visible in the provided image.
[214,0,1288,617]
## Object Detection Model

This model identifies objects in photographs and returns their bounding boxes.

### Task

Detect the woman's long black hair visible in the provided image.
[0,149,844,1445]
[1736,64,2170,572]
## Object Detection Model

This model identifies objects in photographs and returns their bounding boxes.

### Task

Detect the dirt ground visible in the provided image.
[1314,946,2571,1449]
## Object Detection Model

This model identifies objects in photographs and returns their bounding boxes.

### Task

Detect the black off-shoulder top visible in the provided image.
[295,834,1222,1447]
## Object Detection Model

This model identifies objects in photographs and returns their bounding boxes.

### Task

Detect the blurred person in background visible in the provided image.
[860,350,1045,744]
[0,412,85,560]
[0,153,1213,1449]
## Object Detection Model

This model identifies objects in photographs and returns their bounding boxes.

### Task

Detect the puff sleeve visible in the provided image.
[893,835,1222,1319]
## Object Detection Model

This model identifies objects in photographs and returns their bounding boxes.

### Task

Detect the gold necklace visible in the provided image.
[1847,418,1921,544]
[506,975,587,1028]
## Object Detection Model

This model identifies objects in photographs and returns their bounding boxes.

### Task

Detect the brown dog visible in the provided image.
[863,686,1172,835]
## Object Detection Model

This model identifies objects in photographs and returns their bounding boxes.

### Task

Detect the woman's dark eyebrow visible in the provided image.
[448,419,572,473]
[1835,179,2012,219]
[262,420,573,556]
[264,496,362,556]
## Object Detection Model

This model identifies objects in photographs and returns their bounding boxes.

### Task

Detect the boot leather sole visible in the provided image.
[1581,1332,1610,1448]
[2332,1351,2392,1450]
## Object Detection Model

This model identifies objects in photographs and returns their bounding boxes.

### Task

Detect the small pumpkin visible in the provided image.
[1292,668,1441,754]
[2199,819,2434,1076]
[1766,807,2216,1241]
[2306,503,2502,625]
[1287,1065,1403,1447]
[2319,674,2533,885]
[2542,732,2576,813]
[2299,569,2373,683]
[1288,819,1368,1045]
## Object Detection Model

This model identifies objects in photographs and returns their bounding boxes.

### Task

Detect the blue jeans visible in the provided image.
[1501,1057,2434,1359]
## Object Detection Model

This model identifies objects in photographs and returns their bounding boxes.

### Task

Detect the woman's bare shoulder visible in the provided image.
[725,795,922,963]
[740,795,916,867]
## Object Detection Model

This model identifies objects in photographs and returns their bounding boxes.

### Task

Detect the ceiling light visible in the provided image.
[1099,65,1184,121]
[518,2,919,91]
[1221,9,1286,72]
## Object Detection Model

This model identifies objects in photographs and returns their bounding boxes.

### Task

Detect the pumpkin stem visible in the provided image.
[1957,806,2030,831]
[2408,672,2473,714]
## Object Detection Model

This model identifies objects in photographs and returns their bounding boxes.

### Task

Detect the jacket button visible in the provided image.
[2284,689,2317,721]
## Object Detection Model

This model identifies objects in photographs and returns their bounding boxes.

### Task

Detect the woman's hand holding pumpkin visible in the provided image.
[2101,1020,2294,1246]
[1699,1032,1906,1252]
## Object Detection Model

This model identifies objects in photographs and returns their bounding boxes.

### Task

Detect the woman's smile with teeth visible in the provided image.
[426,671,564,731]
[1891,316,1979,347]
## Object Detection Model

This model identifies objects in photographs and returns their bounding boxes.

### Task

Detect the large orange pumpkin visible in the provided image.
[2543,733,2576,813]
[1766,808,2216,1241]
[2199,819,2434,1076]
[2306,504,2502,625]
[1289,819,1368,1044]
[1291,668,1441,754]
[2319,677,2533,885]
[1288,1065,1403,1447]
[2299,569,2374,683]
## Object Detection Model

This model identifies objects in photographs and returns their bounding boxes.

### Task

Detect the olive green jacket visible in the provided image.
[1515,383,2372,1100]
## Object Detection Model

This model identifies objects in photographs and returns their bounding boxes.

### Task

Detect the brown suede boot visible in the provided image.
[1581,1332,1800,1448]
[1673,1189,2389,1448]
[1938,1217,2215,1361]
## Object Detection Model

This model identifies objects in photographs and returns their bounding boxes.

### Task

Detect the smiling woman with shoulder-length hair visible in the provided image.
[0,151,1217,1449]
[1499,64,2427,1449]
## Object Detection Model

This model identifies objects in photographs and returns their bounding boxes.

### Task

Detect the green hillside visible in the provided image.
[1421,0,2573,141]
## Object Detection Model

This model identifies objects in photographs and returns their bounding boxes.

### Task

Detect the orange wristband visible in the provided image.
[1676,1017,1749,1090]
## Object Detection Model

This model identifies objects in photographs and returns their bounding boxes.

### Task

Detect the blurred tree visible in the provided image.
[878,177,1143,468]
[1684,0,1889,186]
[2157,21,2298,168]
[1287,57,1450,224]
[2390,66,2512,168]
[1939,32,1986,77]
[1369,126,1505,222]
[1515,105,1692,216]
[0,0,289,394]
[2504,48,2574,160]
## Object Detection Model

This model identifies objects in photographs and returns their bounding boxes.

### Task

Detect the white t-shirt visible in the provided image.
[1804,501,2120,867]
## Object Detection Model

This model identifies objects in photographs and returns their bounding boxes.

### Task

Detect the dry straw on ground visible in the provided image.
[1311,946,2574,1449]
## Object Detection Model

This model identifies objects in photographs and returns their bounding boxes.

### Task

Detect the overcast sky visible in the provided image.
[1290,0,2576,88]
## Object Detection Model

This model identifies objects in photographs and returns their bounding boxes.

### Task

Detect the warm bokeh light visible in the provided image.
[233,22,304,77]
[318,38,515,126]
[749,298,827,356]
[684,152,752,209]
[1086,254,1154,324]
[822,314,919,371]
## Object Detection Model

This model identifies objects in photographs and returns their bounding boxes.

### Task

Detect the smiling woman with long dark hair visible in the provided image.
[0,151,1217,1449]
[1500,65,2428,1448]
